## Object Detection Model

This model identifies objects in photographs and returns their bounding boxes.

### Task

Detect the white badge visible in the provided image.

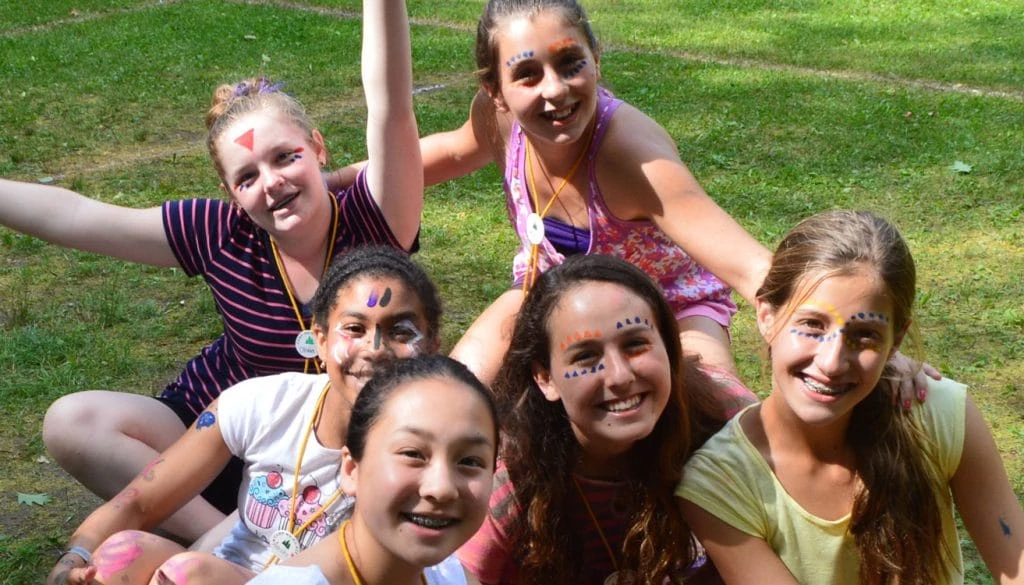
[526,212,545,245]
[604,572,620,585]
[269,530,301,559]
[295,330,318,359]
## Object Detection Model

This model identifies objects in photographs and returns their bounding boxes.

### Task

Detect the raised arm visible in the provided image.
[0,179,178,267]
[951,396,1024,584]
[46,401,232,585]
[326,89,499,193]
[680,499,801,585]
[596,106,771,305]
[361,0,421,251]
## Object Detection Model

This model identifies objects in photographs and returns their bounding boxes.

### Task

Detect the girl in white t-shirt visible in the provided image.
[49,245,443,585]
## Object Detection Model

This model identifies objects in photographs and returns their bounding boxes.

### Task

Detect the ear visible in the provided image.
[489,87,509,113]
[340,446,358,497]
[754,298,776,342]
[889,319,910,359]
[311,129,328,166]
[532,362,561,402]
[313,321,329,362]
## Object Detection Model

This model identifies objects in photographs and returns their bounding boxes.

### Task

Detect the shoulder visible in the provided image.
[218,373,323,415]
[680,407,762,497]
[915,376,969,473]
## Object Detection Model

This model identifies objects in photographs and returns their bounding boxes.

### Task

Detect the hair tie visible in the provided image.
[233,79,285,97]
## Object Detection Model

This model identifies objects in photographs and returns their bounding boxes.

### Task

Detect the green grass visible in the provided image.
[1,1,1022,583]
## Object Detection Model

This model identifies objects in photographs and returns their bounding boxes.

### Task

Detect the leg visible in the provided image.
[42,391,225,542]
[449,289,525,387]
[189,510,239,552]
[148,551,254,585]
[92,530,185,585]
[677,315,738,376]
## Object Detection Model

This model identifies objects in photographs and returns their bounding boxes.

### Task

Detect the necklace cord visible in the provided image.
[571,475,619,572]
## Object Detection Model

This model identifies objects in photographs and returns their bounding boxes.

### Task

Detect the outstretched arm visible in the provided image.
[45,401,232,585]
[361,0,421,251]
[952,396,1024,584]
[596,106,771,305]
[0,179,178,267]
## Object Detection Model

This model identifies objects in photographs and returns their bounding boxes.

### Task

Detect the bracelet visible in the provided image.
[62,545,92,564]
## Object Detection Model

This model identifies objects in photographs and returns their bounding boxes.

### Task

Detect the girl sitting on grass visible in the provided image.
[679,210,1024,584]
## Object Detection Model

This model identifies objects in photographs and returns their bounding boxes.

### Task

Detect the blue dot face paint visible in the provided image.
[786,299,891,352]
[562,58,587,79]
[505,50,535,68]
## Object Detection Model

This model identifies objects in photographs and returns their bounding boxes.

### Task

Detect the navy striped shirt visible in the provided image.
[160,170,405,417]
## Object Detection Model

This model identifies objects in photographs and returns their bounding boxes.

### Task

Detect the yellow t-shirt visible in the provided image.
[677,377,967,584]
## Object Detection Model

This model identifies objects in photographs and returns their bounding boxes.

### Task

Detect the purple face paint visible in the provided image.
[505,49,535,68]
[562,59,587,79]
[615,316,651,329]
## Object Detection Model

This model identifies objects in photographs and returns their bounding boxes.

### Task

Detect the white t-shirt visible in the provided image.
[213,372,353,571]
[247,555,470,585]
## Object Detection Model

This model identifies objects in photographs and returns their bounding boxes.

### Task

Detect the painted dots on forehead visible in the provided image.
[367,288,392,308]
[848,311,890,324]
[505,50,535,68]
[233,128,255,152]
[616,316,652,329]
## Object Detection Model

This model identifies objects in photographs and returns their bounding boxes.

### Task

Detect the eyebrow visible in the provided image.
[394,426,494,449]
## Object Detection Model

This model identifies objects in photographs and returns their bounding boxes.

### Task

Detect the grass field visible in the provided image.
[1,0,1022,583]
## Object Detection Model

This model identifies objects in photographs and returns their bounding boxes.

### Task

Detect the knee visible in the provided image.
[152,552,225,585]
[42,392,101,458]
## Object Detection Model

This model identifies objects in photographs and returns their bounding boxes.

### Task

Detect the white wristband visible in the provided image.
[63,545,92,564]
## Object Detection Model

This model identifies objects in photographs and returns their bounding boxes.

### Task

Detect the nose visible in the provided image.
[262,167,286,195]
[602,349,635,390]
[420,461,458,503]
[358,326,394,361]
[813,333,849,377]
[540,67,569,101]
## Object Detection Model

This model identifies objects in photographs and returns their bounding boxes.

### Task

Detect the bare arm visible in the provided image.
[680,499,801,584]
[951,396,1024,584]
[361,0,421,251]
[596,106,771,305]
[0,179,178,267]
[326,90,498,193]
[47,402,232,581]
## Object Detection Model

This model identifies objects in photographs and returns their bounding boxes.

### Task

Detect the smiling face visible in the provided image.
[215,111,328,235]
[534,281,671,469]
[757,267,901,428]
[341,376,496,568]
[492,9,599,147]
[313,276,431,403]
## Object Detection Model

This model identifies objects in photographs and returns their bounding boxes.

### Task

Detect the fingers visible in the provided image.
[68,565,97,585]
[921,361,943,381]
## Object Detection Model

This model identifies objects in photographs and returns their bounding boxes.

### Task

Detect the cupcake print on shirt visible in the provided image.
[246,471,288,529]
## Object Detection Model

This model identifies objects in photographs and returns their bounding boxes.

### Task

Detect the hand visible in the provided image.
[47,555,97,585]
[890,351,942,411]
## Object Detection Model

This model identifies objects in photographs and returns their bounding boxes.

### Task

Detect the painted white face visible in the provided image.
[313,276,431,404]
[216,111,328,235]
[341,377,496,568]
[534,281,672,468]
[493,10,600,147]
[757,268,900,427]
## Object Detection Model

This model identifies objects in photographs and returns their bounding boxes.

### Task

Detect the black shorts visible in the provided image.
[155,395,243,515]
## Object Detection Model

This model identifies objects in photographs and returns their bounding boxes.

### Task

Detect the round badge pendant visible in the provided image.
[269,530,300,559]
[603,572,620,585]
[526,212,545,245]
[295,330,318,359]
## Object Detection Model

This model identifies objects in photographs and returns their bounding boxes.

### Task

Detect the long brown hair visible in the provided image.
[492,254,725,584]
[756,210,950,584]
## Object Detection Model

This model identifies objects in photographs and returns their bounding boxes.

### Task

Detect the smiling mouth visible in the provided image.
[541,102,578,122]
[268,192,299,212]
[402,513,457,530]
[601,394,643,413]
[802,376,850,397]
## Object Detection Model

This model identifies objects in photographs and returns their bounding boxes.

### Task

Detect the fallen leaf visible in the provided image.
[17,493,51,506]
[244,34,257,41]
[35,455,51,464]
[949,160,972,174]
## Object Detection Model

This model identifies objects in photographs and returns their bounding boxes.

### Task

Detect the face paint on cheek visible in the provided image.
[563,362,605,379]
[332,324,357,364]
[505,50,535,68]
[233,128,255,152]
[562,59,587,79]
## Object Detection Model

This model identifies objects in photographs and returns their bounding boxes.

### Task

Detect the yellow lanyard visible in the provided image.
[269,195,339,373]
[263,381,346,567]
[571,476,619,573]
[339,520,427,585]
[522,125,594,292]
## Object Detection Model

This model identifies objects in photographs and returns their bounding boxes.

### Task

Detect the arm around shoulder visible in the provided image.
[951,395,1024,584]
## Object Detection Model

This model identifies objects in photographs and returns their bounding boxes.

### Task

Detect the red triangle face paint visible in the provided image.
[234,128,255,152]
